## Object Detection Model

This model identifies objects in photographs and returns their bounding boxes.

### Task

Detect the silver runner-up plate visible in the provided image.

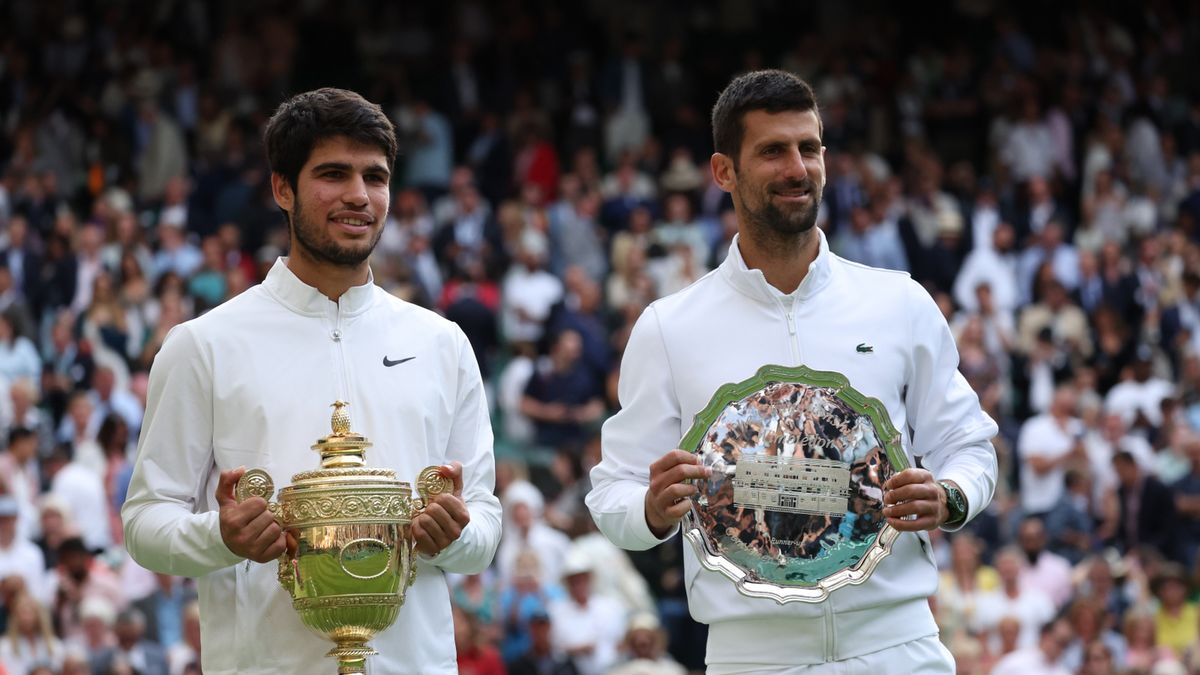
[681,365,910,604]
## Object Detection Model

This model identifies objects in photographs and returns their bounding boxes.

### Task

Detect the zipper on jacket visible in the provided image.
[776,297,802,364]
[330,302,350,402]
[822,599,836,660]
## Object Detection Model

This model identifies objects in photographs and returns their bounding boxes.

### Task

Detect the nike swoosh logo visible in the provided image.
[382,356,416,367]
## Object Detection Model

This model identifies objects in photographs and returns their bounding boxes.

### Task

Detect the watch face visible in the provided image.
[940,483,965,521]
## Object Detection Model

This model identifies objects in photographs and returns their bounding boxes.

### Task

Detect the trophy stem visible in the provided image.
[328,642,376,674]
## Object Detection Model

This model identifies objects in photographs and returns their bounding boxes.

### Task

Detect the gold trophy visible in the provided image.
[235,401,451,674]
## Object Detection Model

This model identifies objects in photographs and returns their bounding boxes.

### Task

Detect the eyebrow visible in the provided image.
[753,137,822,152]
[310,161,391,177]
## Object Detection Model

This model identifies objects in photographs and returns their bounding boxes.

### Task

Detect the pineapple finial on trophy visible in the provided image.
[331,400,352,436]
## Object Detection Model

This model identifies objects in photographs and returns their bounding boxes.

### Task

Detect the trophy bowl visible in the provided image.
[236,401,451,674]
[682,365,910,604]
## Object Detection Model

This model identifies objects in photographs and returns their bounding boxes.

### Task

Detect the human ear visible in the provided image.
[710,153,736,193]
[271,173,294,214]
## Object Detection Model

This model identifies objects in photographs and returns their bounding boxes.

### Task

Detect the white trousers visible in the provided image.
[713,635,955,675]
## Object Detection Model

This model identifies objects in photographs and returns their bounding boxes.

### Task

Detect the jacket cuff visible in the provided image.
[626,486,679,548]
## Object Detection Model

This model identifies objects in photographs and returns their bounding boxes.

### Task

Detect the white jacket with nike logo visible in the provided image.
[586,231,998,672]
[123,258,502,674]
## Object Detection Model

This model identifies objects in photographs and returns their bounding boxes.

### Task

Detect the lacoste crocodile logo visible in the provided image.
[856,343,873,353]
[382,356,416,367]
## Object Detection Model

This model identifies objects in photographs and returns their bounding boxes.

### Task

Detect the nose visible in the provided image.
[342,174,369,207]
[782,146,808,182]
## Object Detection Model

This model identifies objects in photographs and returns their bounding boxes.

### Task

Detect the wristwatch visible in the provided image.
[937,480,968,527]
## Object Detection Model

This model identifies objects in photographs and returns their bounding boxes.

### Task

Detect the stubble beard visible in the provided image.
[736,174,822,250]
[290,194,381,268]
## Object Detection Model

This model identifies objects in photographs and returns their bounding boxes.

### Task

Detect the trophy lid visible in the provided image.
[312,401,375,469]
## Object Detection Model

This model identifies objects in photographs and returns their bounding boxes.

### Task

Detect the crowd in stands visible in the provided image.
[1,1,1200,673]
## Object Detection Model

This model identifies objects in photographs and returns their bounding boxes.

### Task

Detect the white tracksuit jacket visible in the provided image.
[123,259,502,674]
[586,231,998,672]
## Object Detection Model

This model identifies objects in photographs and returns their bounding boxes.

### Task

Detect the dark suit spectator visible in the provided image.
[521,330,604,452]
[507,609,580,675]
[1172,436,1200,568]
[1112,451,1179,561]
[1045,469,1096,565]
[91,608,169,675]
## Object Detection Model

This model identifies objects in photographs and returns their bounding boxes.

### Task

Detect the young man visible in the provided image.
[122,88,502,674]
[586,70,998,672]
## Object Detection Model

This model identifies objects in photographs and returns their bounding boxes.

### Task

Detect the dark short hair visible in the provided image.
[7,426,33,447]
[711,69,821,166]
[263,88,398,191]
[57,536,89,557]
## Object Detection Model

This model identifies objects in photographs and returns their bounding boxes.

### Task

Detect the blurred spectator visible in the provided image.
[150,222,202,282]
[165,601,200,675]
[608,612,686,675]
[1059,597,1127,673]
[45,445,109,555]
[1043,469,1096,564]
[989,618,1074,675]
[0,591,64,674]
[1016,517,1074,610]
[1016,385,1086,517]
[0,316,38,392]
[1112,451,1179,560]
[833,205,909,272]
[972,547,1056,649]
[401,99,454,202]
[1106,346,1175,432]
[506,608,578,675]
[1150,563,1197,657]
[935,532,998,636]
[1123,611,1177,673]
[1173,437,1200,568]
[548,549,625,675]
[133,101,188,204]
[48,538,124,644]
[497,481,571,590]
[454,604,506,675]
[501,235,562,345]
[91,608,169,675]
[0,429,40,541]
[953,222,1020,314]
[520,330,604,452]
[0,495,46,606]
[499,551,565,664]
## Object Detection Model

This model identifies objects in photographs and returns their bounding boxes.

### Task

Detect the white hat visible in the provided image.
[79,597,117,626]
[561,547,593,578]
[502,480,544,516]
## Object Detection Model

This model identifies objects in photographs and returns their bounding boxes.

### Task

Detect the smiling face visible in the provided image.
[272,135,391,272]
[713,109,825,241]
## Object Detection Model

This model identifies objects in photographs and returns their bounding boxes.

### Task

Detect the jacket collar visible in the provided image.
[262,257,377,317]
[719,229,834,305]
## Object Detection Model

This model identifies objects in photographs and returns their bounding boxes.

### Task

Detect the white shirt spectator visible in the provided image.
[972,589,1056,650]
[1017,414,1084,514]
[0,336,42,390]
[501,264,563,344]
[989,646,1071,675]
[51,461,112,553]
[496,481,572,588]
[953,247,1020,313]
[1003,120,1056,181]
[549,588,627,675]
[0,523,48,605]
[497,354,536,445]
[1105,377,1174,429]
